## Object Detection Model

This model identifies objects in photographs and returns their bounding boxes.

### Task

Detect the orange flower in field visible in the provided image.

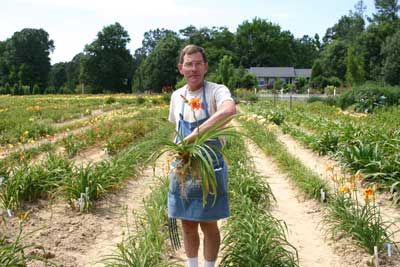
[189,97,201,111]
[338,185,349,193]
[363,187,374,201]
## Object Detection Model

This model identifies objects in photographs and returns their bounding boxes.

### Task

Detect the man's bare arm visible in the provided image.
[184,100,236,143]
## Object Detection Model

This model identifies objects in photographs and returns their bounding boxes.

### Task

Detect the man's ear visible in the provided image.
[177,63,183,74]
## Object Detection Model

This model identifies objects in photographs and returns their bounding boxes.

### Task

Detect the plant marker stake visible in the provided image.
[374,246,379,267]
[320,189,326,203]
[79,193,85,212]
[387,243,392,257]
[7,209,13,217]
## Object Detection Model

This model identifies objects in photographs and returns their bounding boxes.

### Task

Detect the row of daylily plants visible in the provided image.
[102,132,299,266]
[245,100,400,204]
[0,94,169,147]
[238,114,397,259]
[1,108,174,265]
[0,108,171,212]
[0,106,164,173]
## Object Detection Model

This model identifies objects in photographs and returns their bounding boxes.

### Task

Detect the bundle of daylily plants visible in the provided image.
[151,95,238,206]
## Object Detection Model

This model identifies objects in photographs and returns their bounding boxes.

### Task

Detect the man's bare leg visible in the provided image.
[182,220,200,257]
[200,221,220,261]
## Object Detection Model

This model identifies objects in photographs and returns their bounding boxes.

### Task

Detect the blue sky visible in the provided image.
[1,0,376,64]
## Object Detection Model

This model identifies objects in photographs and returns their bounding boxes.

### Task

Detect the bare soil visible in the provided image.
[1,153,170,267]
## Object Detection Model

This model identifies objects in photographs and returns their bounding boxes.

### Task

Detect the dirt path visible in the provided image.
[276,130,400,244]
[78,154,169,267]
[243,137,361,267]
[3,153,169,267]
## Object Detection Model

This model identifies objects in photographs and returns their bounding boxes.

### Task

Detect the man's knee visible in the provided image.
[182,220,199,234]
[199,221,218,234]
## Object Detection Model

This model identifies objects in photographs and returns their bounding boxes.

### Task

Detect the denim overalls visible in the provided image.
[168,81,230,221]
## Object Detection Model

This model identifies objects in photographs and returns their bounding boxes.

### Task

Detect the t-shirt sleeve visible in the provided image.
[214,85,234,110]
[168,93,176,123]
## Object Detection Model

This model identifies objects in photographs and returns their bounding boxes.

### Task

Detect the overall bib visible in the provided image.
[168,82,230,221]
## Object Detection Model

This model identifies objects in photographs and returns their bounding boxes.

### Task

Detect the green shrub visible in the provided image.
[105,96,116,104]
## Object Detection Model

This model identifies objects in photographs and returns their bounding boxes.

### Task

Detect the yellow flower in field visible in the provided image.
[29,117,34,122]
[325,164,333,172]
[24,130,29,135]
[29,139,35,144]
[338,185,349,193]
[8,144,14,149]
[363,187,374,201]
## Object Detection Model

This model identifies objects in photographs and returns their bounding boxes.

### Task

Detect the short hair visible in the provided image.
[179,44,208,64]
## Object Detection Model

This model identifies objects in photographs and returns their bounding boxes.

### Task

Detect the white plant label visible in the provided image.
[320,189,326,202]
[374,246,379,267]
[7,209,13,217]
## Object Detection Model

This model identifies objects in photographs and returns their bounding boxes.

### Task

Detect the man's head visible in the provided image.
[178,44,209,91]
[179,44,208,64]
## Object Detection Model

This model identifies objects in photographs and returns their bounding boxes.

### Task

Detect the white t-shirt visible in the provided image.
[168,81,234,129]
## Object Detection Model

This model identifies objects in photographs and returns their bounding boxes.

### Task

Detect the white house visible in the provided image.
[248,67,312,87]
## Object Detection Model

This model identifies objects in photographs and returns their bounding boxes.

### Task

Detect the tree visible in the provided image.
[323,13,365,44]
[345,46,365,85]
[357,21,397,80]
[320,40,348,80]
[354,0,368,17]
[49,62,67,91]
[179,26,213,47]
[3,28,54,91]
[81,22,133,93]
[135,33,181,92]
[293,35,319,68]
[311,59,323,80]
[0,41,8,87]
[235,17,295,67]
[141,28,176,56]
[217,55,235,87]
[203,27,237,73]
[65,53,83,91]
[371,0,400,23]
[381,30,400,85]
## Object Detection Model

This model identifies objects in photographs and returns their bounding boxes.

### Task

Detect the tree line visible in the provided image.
[0,0,399,94]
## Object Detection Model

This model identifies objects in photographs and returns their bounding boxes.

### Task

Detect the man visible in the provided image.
[168,44,236,267]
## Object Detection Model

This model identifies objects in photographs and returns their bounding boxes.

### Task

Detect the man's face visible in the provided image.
[178,52,208,91]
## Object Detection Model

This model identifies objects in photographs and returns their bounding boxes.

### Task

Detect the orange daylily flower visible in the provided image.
[363,187,374,201]
[180,95,202,111]
[338,185,350,193]
[189,97,201,110]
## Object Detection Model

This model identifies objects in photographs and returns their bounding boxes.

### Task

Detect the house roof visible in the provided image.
[248,67,312,78]
[248,67,295,78]
[294,69,312,78]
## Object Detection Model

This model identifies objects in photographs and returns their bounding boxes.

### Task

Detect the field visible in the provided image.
[1,94,400,267]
